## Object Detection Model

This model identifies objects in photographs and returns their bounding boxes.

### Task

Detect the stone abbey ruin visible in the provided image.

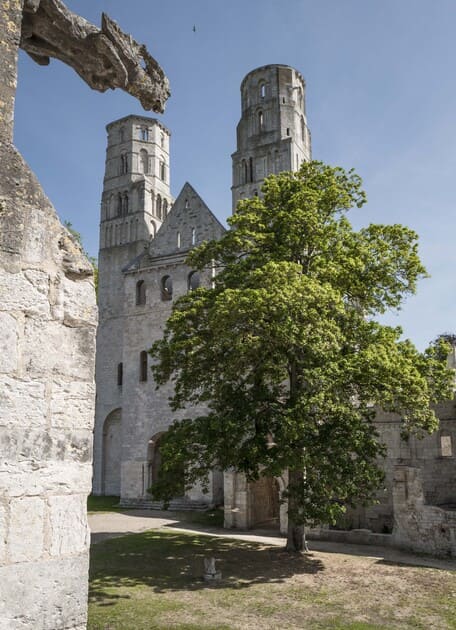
[0,2,455,629]
[95,63,456,557]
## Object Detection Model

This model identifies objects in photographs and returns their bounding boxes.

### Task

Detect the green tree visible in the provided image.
[149,162,453,552]
[63,220,98,295]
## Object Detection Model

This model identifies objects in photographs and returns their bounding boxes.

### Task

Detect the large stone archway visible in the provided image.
[102,409,122,495]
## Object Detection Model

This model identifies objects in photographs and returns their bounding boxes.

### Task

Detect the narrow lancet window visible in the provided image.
[136,280,146,305]
[139,351,148,382]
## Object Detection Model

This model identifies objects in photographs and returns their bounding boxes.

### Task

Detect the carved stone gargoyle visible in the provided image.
[20,0,170,112]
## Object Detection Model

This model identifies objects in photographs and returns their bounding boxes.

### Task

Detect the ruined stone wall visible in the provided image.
[0,2,97,627]
[333,400,456,535]
[393,465,456,557]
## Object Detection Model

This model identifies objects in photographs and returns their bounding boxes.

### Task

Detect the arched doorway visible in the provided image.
[146,432,185,497]
[249,476,280,529]
[102,409,122,495]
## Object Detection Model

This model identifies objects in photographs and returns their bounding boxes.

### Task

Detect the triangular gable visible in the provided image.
[148,182,226,258]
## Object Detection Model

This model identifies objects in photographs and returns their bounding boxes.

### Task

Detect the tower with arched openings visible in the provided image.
[231,64,311,212]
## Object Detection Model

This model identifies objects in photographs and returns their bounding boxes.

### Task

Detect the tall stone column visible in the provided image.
[0,2,97,628]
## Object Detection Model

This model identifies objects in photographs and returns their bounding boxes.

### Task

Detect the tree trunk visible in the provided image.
[285,469,309,553]
[286,521,309,552]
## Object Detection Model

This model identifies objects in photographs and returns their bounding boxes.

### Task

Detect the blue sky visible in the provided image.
[14,0,456,350]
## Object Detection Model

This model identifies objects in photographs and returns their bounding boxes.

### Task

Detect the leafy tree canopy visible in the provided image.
[149,161,454,551]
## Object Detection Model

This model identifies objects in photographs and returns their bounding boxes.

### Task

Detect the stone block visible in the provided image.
[0,312,18,373]
[0,268,51,318]
[8,496,45,563]
[62,275,97,327]
[48,494,89,557]
[0,375,46,427]
[23,319,95,380]
[0,503,6,563]
[50,379,96,430]
[0,461,93,497]
[0,554,89,630]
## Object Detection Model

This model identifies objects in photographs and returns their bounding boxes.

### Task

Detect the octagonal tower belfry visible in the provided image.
[231,64,312,212]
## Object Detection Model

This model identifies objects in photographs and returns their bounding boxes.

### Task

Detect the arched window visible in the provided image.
[140,149,149,174]
[120,153,128,174]
[249,157,254,183]
[123,193,129,215]
[136,280,146,305]
[184,198,190,209]
[156,194,162,220]
[191,227,196,246]
[117,362,123,386]
[140,127,148,141]
[160,132,165,148]
[259,82,266,99]
[119,127,125,142]
[177,231,181,248]
[139,351,148,382]
[109,194,115,219]
[441,434,453,457]
[163,199,168,218]
[161,275,173,301]
[160,161,166,181]
[188,271,200,291]
[117,193,122,216]
[242,159,248,185]
[258,111,264,132]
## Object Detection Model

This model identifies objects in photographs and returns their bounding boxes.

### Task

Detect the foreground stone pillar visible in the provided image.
[0,2,97,628]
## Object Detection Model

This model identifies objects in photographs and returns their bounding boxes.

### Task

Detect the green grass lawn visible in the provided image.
[87,494,225,527]
[88,495,122,512]
[88,529,456,630]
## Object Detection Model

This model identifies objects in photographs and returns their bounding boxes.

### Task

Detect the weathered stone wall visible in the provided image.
[393,465,456,557]
[338,404,456,536]
[0,2,97,627]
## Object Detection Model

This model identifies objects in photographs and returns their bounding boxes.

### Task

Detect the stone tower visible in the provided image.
[231,64,311,212]
[93,115,173,495]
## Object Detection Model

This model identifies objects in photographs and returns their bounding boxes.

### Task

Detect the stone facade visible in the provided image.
[94,65,456,557]
[232,64,311,211]
[0,2,97,628]
[93,119,226,506]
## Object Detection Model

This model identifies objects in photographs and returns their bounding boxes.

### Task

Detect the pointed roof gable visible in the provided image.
[148,182,226,258]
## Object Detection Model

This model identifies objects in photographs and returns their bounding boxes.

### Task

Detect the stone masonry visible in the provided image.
[0,2,169,628]
[0,4,97,628]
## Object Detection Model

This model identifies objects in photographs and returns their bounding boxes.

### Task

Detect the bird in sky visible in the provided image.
[193,25,196,32]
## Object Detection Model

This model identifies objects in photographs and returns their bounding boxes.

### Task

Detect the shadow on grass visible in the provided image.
[89,529,324,605]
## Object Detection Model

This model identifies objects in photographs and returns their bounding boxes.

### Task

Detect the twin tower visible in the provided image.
[94,65,312,504]
[98,64,311,256]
